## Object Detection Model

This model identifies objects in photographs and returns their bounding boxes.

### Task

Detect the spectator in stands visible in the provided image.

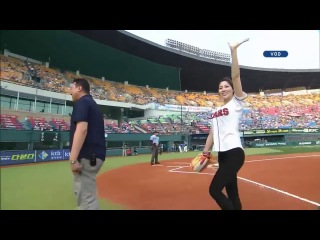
[69,78,106,210]
[34,123,40,131]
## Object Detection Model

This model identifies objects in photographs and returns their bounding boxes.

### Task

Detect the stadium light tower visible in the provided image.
[165,39,177,48]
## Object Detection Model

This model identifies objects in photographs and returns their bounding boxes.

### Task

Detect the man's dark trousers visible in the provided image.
[151,145,159,165]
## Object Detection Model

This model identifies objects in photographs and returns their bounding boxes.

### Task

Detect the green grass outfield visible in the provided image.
[1,146,319,210]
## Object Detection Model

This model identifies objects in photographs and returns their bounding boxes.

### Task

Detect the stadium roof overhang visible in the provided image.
[70,30,320,93]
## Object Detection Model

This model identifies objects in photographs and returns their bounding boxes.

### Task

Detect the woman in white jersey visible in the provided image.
[203,38,249,210]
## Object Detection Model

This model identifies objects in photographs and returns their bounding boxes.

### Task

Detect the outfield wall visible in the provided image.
[0,147,154,166]
[1,139,320,166]
[0,130,189,165]
[188,128,320,148]
[250,140,320,147]
[1,128,320,166]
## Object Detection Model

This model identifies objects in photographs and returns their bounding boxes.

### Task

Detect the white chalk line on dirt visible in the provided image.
[171,154,320,165]
[245,154,320,163]
[166,156,320,207]
[171,162,191,165]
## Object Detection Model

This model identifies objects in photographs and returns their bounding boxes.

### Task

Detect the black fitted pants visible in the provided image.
[209,147,245,210]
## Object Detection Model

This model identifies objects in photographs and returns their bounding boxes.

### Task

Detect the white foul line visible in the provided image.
[171,162,192,165]
[237,176,320,206]
[245,154,320,163]
[169,154,320,165]
[166,156,320,207]
[167,154,319,169]
[168,166,185,171]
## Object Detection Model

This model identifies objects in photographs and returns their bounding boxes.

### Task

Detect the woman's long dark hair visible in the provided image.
[218,77,234,90]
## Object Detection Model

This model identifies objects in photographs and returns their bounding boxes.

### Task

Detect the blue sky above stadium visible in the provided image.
[125,30,320,70]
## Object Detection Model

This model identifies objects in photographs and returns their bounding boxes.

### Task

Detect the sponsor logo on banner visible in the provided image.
[50,150,63,160]
[255,130,267,134]
[255,143,265,147]
[154,104,212,112]
[36,149,65,161]
[1,155,11,161]
[277,129,289,133]
[0,150,36,166]
[265,129,279,134]
[265,142,278,146]
[304,128,318,133]
[244,130,254,135]
[291,128,319,133]
[11,153,35,160]
[244,129,266,135]
[38,151,49,160]
[298,142,312,145]
[64,149,70,158]
[291,128,305,133]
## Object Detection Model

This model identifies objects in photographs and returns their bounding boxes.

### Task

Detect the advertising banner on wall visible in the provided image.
[0,150,36,166]
[154,104,212,112]
[0,149,71,166]
[243,128,319,135]
[36,149,70,162]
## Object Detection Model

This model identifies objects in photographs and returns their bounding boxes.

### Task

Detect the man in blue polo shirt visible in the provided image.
[69,78,106,210]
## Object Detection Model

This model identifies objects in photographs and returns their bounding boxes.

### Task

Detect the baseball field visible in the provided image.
[1,146,319,210]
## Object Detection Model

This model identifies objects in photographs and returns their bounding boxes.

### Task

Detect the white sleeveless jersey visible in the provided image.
[209,93,247,152]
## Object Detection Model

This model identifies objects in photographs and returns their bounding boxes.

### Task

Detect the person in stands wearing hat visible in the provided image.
[150,131,160,165]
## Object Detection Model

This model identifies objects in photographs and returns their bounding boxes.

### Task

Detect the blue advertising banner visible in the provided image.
[0,150,36,166]
[63,149,70,159]
[36,149,70,162]
[0,149,71,166]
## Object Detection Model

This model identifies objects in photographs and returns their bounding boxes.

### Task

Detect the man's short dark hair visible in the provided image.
[73,78,90,94]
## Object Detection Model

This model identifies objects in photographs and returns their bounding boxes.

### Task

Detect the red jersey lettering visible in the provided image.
[208,108,229,119]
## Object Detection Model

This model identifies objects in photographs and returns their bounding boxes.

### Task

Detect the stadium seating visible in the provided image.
[1,53,319,133]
